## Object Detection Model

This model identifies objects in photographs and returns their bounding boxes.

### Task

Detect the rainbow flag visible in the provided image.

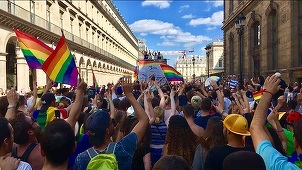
[133,66,138,81]
[14,29,54,69]
[253,91,262,103]
[160,63,184,82]
[139,60,164,66]
[41,34,78,86]
[92,70,100,93]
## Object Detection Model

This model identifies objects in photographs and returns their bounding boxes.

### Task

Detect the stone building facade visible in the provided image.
[223,0,302,84]
[0,0,138,92]
[176,55,207,81]
[206,41,224,76]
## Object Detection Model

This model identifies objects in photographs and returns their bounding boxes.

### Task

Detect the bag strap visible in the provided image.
[86,147,99,159]
[21,143,38,162]
[106,142,117,154]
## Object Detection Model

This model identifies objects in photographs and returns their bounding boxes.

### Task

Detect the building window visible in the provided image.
[30,0,35,23]
[8,0,15,14]
[229,0,233,14]
[229,33,234,74]
[86,28,89,41]
[79,24,82,38]
[92,32,95,44]
[218,58,223,67]
[60,11,64,28]
[253,22,260,47]
[271,9,278,69]
[298,1,302,65]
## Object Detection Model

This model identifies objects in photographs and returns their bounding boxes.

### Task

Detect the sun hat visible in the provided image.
[223,114,251,136]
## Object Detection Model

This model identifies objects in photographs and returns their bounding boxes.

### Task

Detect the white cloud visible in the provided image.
[179,4,189,12]
[182,14,195,19]
[141,0,172,9]
[189,11,223,26]
[206,27,217,30]
[140,33,148,36]
[205,0,223,7]
[130,19,212,48]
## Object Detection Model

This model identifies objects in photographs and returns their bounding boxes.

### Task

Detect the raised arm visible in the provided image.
[66,78,87,129]
[5,89,19,120]
[250,75,281,149]
[122,77,149,143]
[211,80,225,110]
[28,78,38,115]
[107,90,116,119]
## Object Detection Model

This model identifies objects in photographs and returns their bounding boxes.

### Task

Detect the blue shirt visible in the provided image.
[74,132,138,170]
[256,140,300,170]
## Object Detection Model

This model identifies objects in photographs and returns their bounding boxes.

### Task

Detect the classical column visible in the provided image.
[87,67,93,87]
[36,69,47,87]
[0,52,7,90]
[16,47,30,92]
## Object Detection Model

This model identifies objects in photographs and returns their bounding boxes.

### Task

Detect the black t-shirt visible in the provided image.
[204,145,254,170]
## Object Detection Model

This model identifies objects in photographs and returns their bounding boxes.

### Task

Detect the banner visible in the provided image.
[138,60,166,83]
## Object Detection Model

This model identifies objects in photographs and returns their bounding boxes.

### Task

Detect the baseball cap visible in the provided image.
[191,95,202,110]
[286,111,302,126]
[86,110,110,137]
[40,93,56,112]
[223,114,251,136]
[116,86,123,95]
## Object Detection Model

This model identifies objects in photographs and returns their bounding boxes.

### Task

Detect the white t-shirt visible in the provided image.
[0,161,32,170]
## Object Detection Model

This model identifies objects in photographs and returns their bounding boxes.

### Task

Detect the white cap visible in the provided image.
[274,72,281,77]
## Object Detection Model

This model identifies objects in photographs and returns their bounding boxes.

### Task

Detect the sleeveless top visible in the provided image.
[11,143,38,162]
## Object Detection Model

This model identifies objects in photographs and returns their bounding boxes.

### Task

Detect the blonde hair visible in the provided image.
[154,106,165,124]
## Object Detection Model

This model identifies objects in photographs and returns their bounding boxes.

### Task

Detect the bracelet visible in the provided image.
[276,129,284,132]
[262,89,273,97]
[7,105,16,109]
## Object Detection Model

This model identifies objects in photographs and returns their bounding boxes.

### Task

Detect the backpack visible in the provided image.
[86,142,118,170]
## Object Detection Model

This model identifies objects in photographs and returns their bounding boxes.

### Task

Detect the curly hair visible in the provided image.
[154,106,165,124]
[199,116,227,151]
[165,115,198,165]
[10,112,31,145]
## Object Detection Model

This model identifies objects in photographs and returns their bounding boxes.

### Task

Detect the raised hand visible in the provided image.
[7,89,19,106]
[262,75,281,95]
[121,77,133,94]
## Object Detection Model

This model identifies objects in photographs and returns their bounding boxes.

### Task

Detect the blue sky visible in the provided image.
[114,0,224,66]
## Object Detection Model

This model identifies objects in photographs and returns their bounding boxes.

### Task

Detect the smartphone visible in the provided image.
[88,88,96,99]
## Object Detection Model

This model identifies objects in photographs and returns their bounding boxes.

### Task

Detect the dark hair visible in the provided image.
[200,116,226,150]
[153,155,191,170]
[182,104,195,118]
[294,119,302,148]
[41,119,74,166]
[0,96,8,117]
[10,113,31,145]
[0,118,10,147]
[288,100,297,110]
[151,97,160,108]
[201,98,212,112]
[223,89,231,98]
[119,98,131,111]
[223,151,265,170]
[185,90,195,103]
[258,76,265,84]
[267,127,286,156]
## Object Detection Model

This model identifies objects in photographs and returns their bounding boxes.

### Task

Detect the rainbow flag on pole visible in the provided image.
[14,29,54,69]
[41,33,78,86]
[160,63,184,82]
[253,90,262,103]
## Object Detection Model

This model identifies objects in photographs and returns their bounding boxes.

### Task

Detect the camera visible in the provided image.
[87,88,96,99]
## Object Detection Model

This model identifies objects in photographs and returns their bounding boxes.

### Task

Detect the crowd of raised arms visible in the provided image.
[0,72,302,170]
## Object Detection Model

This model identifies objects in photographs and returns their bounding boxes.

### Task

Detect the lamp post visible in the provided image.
[192,57,195,80]
[205,45,211,78]
[235,13,246,88]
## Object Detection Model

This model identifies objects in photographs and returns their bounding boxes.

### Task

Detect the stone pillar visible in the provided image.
[36,69,46,87]
[0,52,7,91]
[87,68,93,87]
[16,55,30,92]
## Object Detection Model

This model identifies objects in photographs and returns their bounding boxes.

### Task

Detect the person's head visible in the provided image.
[200,116,227,150]
[40,119,75,166]
[223,151,265,170]
[166,115,198,164]
[258,75,265,83]
[119,98,131,111]
[40,93,56,112]
[200,98,212,112]
[0,118,13,155]
[10,112,41,145]
[223,89,231,98]
[153,155,191,170]
[294,118,302,150]
[190,96,201,110]
[222,114,251,142]
[182,104,195,118]
[286,111,302,132]
[86,110,115,147]
[186,90,195,103]
[116,86,123,96]
[164,94,171,105]
[154,106,165,124]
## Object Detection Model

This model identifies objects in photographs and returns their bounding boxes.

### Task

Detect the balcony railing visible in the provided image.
[0,1,134,69]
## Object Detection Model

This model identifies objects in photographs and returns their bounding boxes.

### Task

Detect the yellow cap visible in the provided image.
[223,114,251,136]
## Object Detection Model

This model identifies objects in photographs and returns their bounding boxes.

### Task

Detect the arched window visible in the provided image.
[229,33,234,74]
[253,21,260,47]
[268,9,278,69]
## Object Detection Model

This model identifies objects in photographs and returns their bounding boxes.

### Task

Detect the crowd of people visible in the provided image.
[0,72,302,170]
